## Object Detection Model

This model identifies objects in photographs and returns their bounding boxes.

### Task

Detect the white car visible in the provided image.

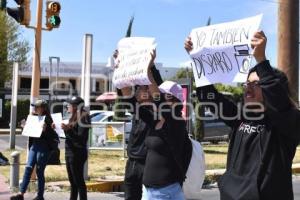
[90,110,133,144]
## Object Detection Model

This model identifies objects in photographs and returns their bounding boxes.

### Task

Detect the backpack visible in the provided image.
[183,138,206,199]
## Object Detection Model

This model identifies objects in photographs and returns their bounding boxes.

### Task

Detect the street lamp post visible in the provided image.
[49,56,60,98]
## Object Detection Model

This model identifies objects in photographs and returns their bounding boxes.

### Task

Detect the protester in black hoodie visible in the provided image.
[61,97,90,200]
[121,51,192,200]
[185,31,300,200]
[120,65,163,200]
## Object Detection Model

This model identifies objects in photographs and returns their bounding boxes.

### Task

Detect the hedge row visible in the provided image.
[0,99,30,128]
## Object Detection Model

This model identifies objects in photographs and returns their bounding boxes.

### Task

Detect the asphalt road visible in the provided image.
[0,135,65,151]
[0,135,300,199]
[9,177,300,200]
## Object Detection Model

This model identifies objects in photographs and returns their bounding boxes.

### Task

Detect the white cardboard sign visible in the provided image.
[189,14,263,87]
[51,113,66,138]
[112,37,156,89]
[22,115,45,138]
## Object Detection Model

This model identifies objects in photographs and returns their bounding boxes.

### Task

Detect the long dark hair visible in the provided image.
[69,104,88,128]
[39,104,54,125]
[248,66,298,109]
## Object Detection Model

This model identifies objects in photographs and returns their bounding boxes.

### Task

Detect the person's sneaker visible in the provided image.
[0,157,9,166]
[0,152,9,166]
[10,194,24,200]
[0,152,9,161]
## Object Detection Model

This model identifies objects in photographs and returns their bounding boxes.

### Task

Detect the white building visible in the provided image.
[14,61,181,99]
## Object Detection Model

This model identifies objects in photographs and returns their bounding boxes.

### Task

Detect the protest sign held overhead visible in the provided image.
[189,14,262,87]
[112,37,157,89]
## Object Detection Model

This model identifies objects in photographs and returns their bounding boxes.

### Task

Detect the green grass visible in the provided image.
[203,144,228,169]
[0,150,126,183]
[0,145,299,183]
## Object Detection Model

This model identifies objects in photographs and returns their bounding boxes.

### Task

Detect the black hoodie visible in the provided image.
[196,60,300,200]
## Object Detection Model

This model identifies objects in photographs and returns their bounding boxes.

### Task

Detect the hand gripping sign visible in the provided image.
[112,37,157,89]
[189,14,263,87]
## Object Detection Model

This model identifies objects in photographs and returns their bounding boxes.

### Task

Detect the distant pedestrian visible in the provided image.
[10,99,58,200]
[185,31,300,200]
[61,97,90,200]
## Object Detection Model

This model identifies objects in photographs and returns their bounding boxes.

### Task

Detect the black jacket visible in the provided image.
[197,60,300,200]
[127,112,151,161]
[137,97,192,186]
[65,113,90,155]
[29,114,58,151]
[122,65,164,161]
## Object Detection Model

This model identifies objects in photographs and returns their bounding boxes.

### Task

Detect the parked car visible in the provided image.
[202,110,231,143]
[90,110,133,144]
[192,109,231,144]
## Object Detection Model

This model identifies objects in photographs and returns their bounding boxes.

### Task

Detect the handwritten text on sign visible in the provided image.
[22,115,45,138]
[113,37,156,89]
[190,14,262,87]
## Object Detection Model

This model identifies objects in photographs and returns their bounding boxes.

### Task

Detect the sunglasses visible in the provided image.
[242,81,261,89]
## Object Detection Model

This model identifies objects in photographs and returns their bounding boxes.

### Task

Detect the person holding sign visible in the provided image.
[120,51,192,200]
[121,65,163,200]
[11,99,58,200]
[61,97,90,200]
[185,31,300,200]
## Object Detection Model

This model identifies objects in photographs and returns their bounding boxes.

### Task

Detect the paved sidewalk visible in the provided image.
[10,192,125,200]
[0,174,11,200]
[0,174,124,200]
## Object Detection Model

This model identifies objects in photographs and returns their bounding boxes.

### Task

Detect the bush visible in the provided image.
[3,99,30,128]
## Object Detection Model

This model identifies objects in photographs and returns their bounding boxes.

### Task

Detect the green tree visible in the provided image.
[214,83,243,101]
[174,67,193,79]
[174,68,243,141]
[0,11,30,88]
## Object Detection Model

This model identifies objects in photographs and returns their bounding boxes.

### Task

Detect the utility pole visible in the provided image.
[81,34,93,180]
[9,63,19,150]
[30,0,43,112]
[28,0,44,182]
[278,0,299,104]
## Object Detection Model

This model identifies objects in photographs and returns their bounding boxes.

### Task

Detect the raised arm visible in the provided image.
[184,36,239,128]
[251,31,300,141]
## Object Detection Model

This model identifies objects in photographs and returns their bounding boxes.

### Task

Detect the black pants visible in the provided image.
[124,158,145,200]
[66,151,87,200]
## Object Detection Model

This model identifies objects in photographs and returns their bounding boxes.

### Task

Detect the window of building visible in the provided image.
[96,81,100,91]
[20,78,49,89]
[69,79,76,89]
[20,78,31,89]
[40,79,49,89]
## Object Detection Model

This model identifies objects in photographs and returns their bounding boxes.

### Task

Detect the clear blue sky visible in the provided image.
[9,0,278,68]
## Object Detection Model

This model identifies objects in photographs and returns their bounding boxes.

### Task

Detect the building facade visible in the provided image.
[8,61,181,100]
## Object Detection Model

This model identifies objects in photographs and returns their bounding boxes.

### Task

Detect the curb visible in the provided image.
[84,164,300,192]
[292,164,300,174]
[0,129,22,135]
[86,180,123,192]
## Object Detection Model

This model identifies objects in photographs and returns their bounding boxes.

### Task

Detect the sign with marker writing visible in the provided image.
[22,115,45,138]
[113,37,157,89]
[189,14,263,87]
[51,113,66,138]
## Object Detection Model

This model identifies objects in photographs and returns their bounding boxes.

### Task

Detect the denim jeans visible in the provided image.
[20,142,49,199]
[142,182,185,200]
